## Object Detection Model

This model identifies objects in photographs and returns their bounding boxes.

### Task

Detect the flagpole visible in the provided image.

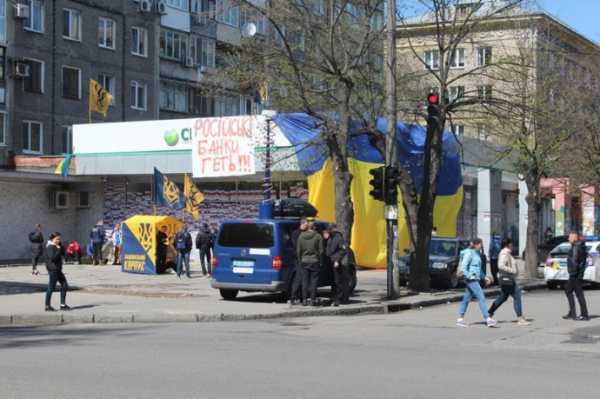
[151,171,157,216]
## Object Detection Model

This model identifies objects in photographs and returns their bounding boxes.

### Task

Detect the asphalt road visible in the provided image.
[1,288,599,399]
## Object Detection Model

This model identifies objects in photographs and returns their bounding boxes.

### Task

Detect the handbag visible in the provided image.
[499,275,515,287]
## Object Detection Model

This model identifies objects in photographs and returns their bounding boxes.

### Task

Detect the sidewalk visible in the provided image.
[0,263,546,326]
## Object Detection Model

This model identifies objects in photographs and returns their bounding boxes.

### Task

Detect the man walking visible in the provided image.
[195,224,212,276]
[90,221,106,265]
[28,224,44,275]
[175,225,193,278]
[323,225,349,307]
[488,233,501,286]
[45,232,70,312]
[563,232,590,321]
[297,219,323,306]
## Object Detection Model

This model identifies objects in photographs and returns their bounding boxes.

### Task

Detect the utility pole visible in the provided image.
[384,0,398,299]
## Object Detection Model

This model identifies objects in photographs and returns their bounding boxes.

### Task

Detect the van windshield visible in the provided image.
[218,223,274,248]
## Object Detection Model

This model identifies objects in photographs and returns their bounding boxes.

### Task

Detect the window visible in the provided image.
[450,48,465,68]
[160,83,188,113]
[477,85,493,102]
[0,46,5,80]
[312,0,326,15]
[78,192,90,208]
[130,81,147,111]
[24,0,44,33]
[449,86,465,102]
[192,36,215,68]
[22,121,43,153]
[62,66,81,100]
[192,0,216,24]
[477,47,492,66]
[477,125,488,140]
[195,95,214,116]
[0,112,5,145]
[424,50,440,70]
[218,223,274,248]
[62,126,72,154]
[23,59,44,93]
[452,125,465,136]
[63,9,82,41]
[131,26,148,57]
[216,0,239,27]
[98,17,115,49]
[0,0,6,42]
[160,29,188,61]
[167,0,189,10]
[241,96,254,115]
[98,73,115,105]
[215,95,240,116]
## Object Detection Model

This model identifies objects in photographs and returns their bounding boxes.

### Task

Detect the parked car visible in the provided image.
[543,240,600,289]
[211,218,357,300]
[397,237,470,289]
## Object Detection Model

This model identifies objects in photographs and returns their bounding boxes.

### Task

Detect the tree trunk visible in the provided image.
[524,178,541,279]
[332,151,354,243]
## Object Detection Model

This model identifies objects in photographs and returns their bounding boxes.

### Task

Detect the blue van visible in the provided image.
[211,219,355,300]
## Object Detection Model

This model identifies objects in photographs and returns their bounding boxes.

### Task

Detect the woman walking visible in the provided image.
[457,238,497,328]
[45,232,70,312]
[488,238,530,326]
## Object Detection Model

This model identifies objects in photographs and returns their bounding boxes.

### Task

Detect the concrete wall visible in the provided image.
[0,179,103,262]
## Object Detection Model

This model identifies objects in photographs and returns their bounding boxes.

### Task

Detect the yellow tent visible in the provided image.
[122,215,183,274]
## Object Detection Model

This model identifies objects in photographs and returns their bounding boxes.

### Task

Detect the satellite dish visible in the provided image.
[242,22,257,38]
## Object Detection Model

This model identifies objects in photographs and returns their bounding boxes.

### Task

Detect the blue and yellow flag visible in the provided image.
[153,168,185,209]
[54,154,73,177]
[184,174,204,220]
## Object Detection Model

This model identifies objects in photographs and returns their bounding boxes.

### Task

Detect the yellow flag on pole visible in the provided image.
[184,174,204,220]
[89,79,113,117]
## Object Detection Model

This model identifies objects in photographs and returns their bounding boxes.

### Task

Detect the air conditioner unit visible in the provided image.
[14,3,30,19]
[156,1,167,15]
[14,61,30,78]
[185,57,196,68]
[52,191,70,210]
[139,0,152,13]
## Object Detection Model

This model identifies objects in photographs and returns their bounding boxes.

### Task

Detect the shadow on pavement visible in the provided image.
[0,325,153,350]
[0,281,47,295]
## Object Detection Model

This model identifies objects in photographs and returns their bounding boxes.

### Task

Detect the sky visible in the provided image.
[536,0,600,42]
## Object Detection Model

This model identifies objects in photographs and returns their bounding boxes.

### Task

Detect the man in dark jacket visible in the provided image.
[324,225,349,307]
[45,232,70,312]
[156,225,169,273]
[297,220,324,306]
[289,219,307,305]
[29,224,44,275]
[175,225,193,278]
[196,224,212,276]
[563,232,589,321]
[90,221,106,265]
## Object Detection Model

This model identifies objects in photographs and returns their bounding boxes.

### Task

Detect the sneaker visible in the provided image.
[562,313,575,320]
[486,318,498,328]
[60,305,71,311]
[456,318,468,327]
[45,306,56,312]
[517,318,531,326]
[576,315,590,321]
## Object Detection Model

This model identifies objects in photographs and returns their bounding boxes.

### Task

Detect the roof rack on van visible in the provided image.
[272,198,318,219]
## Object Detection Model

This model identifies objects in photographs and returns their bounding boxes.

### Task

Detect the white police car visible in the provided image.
[544,240,600,289]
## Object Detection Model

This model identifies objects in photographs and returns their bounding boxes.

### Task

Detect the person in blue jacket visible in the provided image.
[488,233,501,286]
[457,238,497,328]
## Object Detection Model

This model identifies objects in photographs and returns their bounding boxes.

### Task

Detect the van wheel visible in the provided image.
[220,289,239,300]
[547,281,561,290]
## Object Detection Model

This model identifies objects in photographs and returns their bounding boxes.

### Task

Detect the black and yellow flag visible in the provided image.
[89,79,113,117]
[184,174,204,220]
[153,168,185,209]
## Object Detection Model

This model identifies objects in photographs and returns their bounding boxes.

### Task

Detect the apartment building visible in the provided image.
[395,5,600,248]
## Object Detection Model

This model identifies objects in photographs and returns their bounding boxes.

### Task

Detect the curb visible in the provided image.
[0,282,548,328]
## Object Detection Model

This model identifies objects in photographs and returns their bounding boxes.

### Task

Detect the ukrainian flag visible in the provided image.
[54,154,73,177]
[273,114,463,269]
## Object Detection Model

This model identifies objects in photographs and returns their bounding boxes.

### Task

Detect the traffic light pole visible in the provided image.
[384,0,398,299]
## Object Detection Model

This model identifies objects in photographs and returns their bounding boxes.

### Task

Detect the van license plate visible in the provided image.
[233,267,254,274]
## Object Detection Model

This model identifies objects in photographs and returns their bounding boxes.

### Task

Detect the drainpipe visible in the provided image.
[50,0,57,153]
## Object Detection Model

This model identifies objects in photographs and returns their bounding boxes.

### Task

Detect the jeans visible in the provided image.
[199,248,211,275]
[301,262,320,303]
[46,271,68,307]
[565,278,589,317]
[459,280,490,320]
[176,251,191,277]
[489,283,523,317]
[92,242,103,264]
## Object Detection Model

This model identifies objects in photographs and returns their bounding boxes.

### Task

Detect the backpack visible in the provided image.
[175,233,188,251]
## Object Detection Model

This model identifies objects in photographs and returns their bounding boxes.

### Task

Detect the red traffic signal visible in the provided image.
[427,93,439,105]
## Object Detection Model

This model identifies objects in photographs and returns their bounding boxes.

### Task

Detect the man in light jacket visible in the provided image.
[488,238,530,326]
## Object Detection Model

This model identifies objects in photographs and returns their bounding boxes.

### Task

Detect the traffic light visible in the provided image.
[369,166,385,201]
[384,166,398,205]
[427,92,441,130]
